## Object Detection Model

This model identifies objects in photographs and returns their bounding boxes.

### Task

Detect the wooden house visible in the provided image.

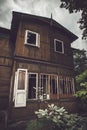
[0,11,78,122]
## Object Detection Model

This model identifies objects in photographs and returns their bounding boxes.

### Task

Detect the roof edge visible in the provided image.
[0,27,10,34]
[12,11,78,42]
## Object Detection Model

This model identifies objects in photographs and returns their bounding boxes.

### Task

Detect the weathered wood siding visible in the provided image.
[0,34,12,110]
[15,21,50,61]
[14,20,74,68]
[13,60,74,76]
[50,27,74,67]
[9,98,78,122]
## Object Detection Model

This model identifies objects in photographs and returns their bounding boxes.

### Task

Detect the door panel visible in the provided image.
[14,69,28,107]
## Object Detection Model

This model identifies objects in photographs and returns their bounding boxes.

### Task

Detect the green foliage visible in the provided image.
[26,119,57,130]
[64,114,87,130]
[73,49,87,103]
[76,70,87,84]
[75,70,87,104]
[73,49,87,76]
[75,70,87,99]
[75,82,87,100]
[35,104,67,129]
[60,0,87,39]
[34,104,87,130]
[26,120,43,130]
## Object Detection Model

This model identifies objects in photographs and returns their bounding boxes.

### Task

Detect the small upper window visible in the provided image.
[25,30,40,47]
[54,39,64,53]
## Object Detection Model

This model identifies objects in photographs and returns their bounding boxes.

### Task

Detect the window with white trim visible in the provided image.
[25,30,40,47]
[54,39,64,53]
[27,73,38,99]
[13,69,75,107]
[58,76,75,95]
[39,74,49,100]
[39,74,58,100]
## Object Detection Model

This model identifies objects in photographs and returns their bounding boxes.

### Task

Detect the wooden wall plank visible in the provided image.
[0,66,11,110]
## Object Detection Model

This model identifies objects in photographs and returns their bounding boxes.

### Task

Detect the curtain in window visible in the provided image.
[39,75,49,99]
[18,71,26,90]
[58,75,75,95]
[50,75,57,94]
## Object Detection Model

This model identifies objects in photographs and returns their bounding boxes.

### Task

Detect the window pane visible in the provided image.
[59,76,74,95]
[28,74,36,99]
[50,76,57,94]
[18,71,25,90]
[68,79,73,94]
[56,40,62,52]
[27,32,36,45]
[39,74,58,99]
[39,75,49,99]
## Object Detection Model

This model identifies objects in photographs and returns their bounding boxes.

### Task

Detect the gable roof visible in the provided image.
[11,11,78,44]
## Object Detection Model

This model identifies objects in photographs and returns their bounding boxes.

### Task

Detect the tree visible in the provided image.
[73,49,87,106]
[60,0,87,39]
[76,69,87,90]
[73,49,87,75]
[75,71,87,112]
[73,49,87,102]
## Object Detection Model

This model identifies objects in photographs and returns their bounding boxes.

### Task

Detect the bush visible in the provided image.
[26,119,57,130]
[75,82,87,100]
[26,104,87,130]
[75,82,87,112]
[35,104,68,129]
[34,104,87,130]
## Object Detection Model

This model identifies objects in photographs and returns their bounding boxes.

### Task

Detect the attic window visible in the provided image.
[54,39,64,53]
[25,30,40,47]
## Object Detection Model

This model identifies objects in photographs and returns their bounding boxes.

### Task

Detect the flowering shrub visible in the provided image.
[35,104,67,124]
[26,119,55,130]
[35,104,87,130]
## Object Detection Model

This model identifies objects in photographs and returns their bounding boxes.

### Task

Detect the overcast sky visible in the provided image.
[0,0,87,50]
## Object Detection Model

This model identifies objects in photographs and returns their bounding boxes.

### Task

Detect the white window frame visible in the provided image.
[54,39,64,54]
[24,30,40,47]
[39,73,59,100]
[13,68,75,107]
[58,75,75,95]
[27,72,38,100]
[39,74,50,100]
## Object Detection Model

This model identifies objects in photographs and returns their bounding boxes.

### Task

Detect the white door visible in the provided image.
[14,69,28,107]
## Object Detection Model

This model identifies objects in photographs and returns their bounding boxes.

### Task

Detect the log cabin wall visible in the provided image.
[0,28,12,110]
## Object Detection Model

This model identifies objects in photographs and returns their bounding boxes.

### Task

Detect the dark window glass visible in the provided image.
[50,76,57,94]
[27,32,36,45]
[28,74,36,99]
[55,40,63,52]
[39,75,48,99]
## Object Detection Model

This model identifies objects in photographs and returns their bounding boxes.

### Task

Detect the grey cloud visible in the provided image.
[0,0,6,5]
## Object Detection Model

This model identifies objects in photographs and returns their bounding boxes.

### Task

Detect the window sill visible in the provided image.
[25,43,40,48]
